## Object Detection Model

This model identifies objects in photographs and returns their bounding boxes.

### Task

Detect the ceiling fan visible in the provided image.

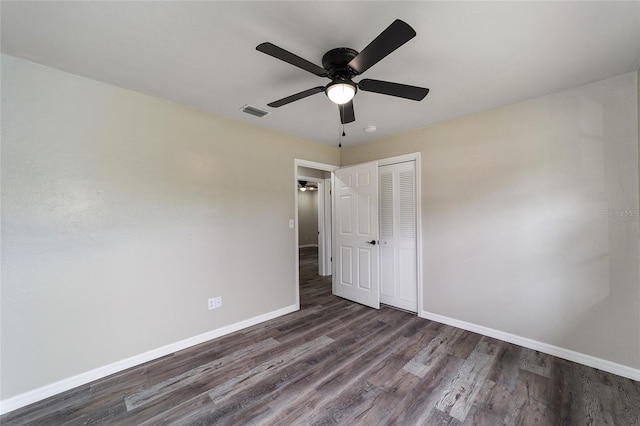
[298,180,317,191]
[256,19,429,125]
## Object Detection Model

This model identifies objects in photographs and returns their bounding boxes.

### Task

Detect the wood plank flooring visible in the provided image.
[3,246,639,425]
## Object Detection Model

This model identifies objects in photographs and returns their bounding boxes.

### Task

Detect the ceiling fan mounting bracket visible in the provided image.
[321,47,358,80]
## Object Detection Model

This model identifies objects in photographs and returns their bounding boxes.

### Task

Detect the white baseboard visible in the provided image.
[420,309,640,382]
[0,304,298,415]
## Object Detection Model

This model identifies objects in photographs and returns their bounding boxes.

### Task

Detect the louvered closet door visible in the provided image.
[379,161,417,312]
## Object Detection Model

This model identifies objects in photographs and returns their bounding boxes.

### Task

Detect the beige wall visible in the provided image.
[298,190,318,247]
[0,55,339,399]
[343,72,640,372]
[2,52,638,405]
[297,166,330,180]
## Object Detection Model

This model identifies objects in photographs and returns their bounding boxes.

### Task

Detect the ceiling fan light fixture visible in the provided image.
[258,20,428,125]
[326,81,356,105]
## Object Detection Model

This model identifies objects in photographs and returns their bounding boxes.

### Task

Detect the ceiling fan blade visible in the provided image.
[339,101,355,124]
[267,86,325,108]
[358,79,429,101]
[257,43,328,77]
[348,19,416,75]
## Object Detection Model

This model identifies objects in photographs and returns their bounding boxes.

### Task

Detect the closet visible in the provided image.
[379,160,417,312]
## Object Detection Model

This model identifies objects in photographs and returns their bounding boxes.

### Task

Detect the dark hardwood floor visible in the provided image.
[3,246,640,425]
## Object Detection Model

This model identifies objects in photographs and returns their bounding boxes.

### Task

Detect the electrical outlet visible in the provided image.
[208,296,222,310]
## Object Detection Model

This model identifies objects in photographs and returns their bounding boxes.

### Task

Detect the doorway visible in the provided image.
[294,160,338,310]
[297,174,323,273]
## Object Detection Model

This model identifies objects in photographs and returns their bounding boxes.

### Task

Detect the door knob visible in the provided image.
[365,240,377,245]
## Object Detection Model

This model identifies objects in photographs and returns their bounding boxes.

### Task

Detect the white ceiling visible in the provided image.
[2,1,639,147]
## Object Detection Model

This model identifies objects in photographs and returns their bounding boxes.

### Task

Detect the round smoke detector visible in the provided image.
[364,125,377,133]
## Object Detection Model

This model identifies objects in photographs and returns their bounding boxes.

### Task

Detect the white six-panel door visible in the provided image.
[333,162,380,309]
[379,161,417,312]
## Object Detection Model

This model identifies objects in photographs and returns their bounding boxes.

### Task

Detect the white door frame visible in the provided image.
[294,159,338,310]
[322,176,332,276]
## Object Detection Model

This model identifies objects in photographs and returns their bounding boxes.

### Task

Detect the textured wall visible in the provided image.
[342,72,640,371]
[298,190,318,247]
[1,55,339,399]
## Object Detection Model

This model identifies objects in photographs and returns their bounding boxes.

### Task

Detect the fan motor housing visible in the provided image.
[322,47,358,79]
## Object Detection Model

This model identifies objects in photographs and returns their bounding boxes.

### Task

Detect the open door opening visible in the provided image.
[294,160,338,310]
[297,175,322,276]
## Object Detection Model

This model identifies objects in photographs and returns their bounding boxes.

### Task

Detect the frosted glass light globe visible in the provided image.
[326,83,356,105]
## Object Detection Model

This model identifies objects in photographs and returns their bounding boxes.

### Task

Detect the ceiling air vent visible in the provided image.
[241,105,268,118]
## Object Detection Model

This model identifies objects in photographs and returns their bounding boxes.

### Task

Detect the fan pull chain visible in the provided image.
[338,123,346,148]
